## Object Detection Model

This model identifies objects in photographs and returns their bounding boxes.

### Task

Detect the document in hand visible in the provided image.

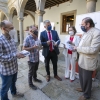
[35,40,42,50]
[20,50,30,56]
[50,40,60,45]
[65,43,74,50]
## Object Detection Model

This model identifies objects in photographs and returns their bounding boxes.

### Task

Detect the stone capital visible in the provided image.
[86,0,97,2]
[17,17,24,21]
[35,10,45,16]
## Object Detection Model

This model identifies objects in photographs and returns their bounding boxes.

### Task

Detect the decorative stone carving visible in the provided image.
[35,10,45,16]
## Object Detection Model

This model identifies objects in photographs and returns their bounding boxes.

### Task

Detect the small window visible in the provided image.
[61,10,76,34]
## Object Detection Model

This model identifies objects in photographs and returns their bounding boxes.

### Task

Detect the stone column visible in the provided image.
[86,0,97,13]
[17,17,24,50]
[0,12,1,22]
[35,10,45,30]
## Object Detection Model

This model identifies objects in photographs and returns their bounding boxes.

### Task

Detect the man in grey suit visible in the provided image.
[74,17,100,100]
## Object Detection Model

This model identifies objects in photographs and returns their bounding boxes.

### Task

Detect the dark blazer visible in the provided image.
[40,30,60,57]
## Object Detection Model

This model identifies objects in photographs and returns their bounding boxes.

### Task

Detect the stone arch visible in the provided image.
[9,6,18,22]
[9,6,18,17]
[20,0,28,12]
[24,10,35,23]
[0,8,8,20]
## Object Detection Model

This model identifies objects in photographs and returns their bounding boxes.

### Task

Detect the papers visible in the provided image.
[62,41,74,50]
[20,50,30,56]
[66,43,74,50]
[50,40,60,45]
[35,40,41,46]
[39,50,44,62]
[35,40,42,50]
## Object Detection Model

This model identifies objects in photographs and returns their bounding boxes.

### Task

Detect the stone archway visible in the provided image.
[24,10,35,23]
[0,11,8,21]
[9,6,18,23]
[20,0,28,12]
[0,8,9,21]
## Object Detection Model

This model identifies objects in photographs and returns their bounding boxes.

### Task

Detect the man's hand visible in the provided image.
[47,41,51,45]
[71,46,77,52]
[33,45,39,49]
[71,42,75,46]
[73,46,77,50]
[67,40,72,44]
[17,53,25,59]
[53,43,57,47]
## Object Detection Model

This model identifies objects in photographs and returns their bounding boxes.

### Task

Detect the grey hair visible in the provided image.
[43,20,50,26]
[82,17,95,27]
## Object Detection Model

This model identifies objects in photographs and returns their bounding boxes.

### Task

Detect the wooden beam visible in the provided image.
[49,0,61,4]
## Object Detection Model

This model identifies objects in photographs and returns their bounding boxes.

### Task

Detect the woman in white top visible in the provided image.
[63,26,80,82]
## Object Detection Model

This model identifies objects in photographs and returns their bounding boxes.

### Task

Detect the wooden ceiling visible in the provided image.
[13,0,70,16]
[25,0,70,12]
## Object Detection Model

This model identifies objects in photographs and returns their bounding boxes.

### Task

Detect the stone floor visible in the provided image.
[0,49,100,100]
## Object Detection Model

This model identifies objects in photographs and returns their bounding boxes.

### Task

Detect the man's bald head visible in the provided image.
[0,20,14,35]
[0,20,13,29]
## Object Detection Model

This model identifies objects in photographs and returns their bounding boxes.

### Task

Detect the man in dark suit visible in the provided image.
[40,20,62,82]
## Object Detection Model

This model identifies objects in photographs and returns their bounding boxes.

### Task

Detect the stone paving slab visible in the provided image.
[33,73,48,89]
[24,89,51,100]
[0,48,100,100]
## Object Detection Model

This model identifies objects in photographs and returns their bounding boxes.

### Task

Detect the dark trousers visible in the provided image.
[79,67,93,99]
[45,50,58,76]
[1,73,17,100]
[28,61,39,85]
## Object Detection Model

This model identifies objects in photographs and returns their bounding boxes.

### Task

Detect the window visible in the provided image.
[61,10,76,34]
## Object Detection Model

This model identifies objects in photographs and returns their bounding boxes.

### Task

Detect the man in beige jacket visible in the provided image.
[74,17,100,100]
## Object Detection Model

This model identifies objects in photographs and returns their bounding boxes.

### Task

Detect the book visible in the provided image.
[50,40,60,45]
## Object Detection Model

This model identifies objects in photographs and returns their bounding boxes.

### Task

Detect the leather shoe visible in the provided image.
[70,80,74,82]
[29,84,37,90]
[46,75,50,82]
[75,88,83,92]
[54,75,62,81]
[34,78,42,83]
[78,96,87,100]
[12,92,24,97]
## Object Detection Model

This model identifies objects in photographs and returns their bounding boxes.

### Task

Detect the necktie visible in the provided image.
[48,31,53,51]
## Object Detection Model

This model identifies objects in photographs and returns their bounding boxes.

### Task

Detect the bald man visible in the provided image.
[0,20,25,100]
